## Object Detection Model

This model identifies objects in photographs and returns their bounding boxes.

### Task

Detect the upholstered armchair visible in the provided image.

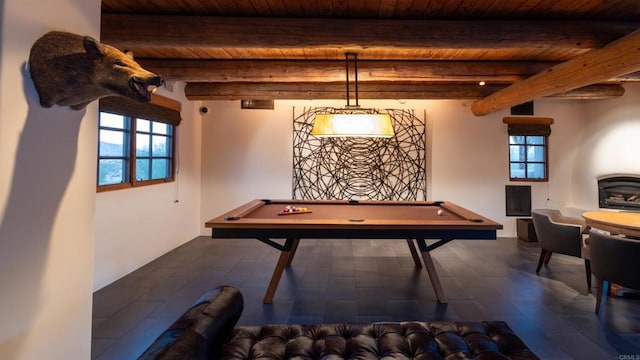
[531,209,591,289]
[589,230,640,315]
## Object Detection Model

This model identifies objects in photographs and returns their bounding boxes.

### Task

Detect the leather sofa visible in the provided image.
[138,285,540,359]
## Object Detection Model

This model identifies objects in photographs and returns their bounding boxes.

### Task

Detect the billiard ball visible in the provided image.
[437,209,444,216]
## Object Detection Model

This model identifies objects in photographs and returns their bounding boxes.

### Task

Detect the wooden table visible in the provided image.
[206,199,502,304]
[582,211,640,238]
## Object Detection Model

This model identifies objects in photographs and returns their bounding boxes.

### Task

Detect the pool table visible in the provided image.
[205,199,502,304]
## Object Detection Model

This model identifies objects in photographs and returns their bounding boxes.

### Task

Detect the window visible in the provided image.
[509,135,547,180]
[504,117,552,182]
[97,95,181,191]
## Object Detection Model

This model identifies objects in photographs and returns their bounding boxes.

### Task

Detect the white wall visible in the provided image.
[93,83,203,291]
[200,98,591,237]
[568,83,640,214]
[200,100,297,231]
[0,0,100,359]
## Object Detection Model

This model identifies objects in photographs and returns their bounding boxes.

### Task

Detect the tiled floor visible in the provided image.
[92,236,640,359]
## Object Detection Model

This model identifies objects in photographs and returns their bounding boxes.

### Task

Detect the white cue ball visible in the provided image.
[437,209,444,216]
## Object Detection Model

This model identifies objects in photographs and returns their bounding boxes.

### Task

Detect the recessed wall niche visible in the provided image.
[292,107,426,201]
[505,185,532,216]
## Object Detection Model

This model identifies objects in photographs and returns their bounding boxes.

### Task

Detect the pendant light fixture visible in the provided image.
[311,53,394,138]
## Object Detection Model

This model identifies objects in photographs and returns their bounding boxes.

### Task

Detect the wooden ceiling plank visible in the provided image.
[100,14,639,50]
[471,28,640,116]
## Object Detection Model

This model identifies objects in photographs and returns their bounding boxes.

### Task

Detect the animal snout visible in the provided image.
[149,75,164,86]
[130,74,164,100]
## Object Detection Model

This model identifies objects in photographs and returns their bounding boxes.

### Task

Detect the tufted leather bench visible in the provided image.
[138,285,540,359]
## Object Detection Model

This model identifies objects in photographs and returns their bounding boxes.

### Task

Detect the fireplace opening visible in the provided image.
[598,175,640,210]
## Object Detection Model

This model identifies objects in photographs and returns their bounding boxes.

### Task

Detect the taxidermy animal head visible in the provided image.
[28,31,164,110]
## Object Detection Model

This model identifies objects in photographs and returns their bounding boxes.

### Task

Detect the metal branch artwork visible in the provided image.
[293,107,426,201]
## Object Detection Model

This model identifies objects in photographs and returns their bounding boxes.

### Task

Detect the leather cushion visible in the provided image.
[218,321,539,359]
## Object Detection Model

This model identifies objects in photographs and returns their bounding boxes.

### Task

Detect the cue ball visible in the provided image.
[437,209,444,216]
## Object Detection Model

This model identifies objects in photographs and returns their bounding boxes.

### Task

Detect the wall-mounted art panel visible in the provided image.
[292,107,426,201]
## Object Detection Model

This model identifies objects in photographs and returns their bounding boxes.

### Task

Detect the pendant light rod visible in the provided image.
[345,52,359,108]
[345,53,350,107]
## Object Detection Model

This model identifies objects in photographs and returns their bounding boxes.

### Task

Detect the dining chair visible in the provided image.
[588,229,640,315]
[531,209,591,289]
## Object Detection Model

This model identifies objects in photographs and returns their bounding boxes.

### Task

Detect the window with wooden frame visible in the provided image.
[97,95,181,192]
[503,117,553,182]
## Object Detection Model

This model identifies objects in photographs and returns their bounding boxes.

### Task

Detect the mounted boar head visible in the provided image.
[28,31,164,110]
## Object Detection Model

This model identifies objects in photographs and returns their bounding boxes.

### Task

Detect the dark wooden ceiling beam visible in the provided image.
[138,59,558,83]
[471,28,640,116]
[101,14,638,50]
[184,82,624,101]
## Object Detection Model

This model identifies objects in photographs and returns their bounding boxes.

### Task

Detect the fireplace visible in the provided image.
[598,175,640,210]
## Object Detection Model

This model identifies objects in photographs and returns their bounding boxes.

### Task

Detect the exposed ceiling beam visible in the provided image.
[101,15,638,50]
[184,82,624,101]
[138,59,558,83]
[101,14,638,105]
[471,28,640,116]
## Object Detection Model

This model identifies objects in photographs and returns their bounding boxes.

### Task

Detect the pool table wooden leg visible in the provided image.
[285,238,300,266]
[419,249,447,303]
[406,239,423,268]
[263,248,291,304]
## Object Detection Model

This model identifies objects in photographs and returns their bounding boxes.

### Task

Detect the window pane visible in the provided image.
[99,129,126,156]
[137,119,150,133]
[152,135,168,156]
[136,133,150,156]
[98,159,125,185]
[527,145,545,161]
[136,159,150,181]
[153,122,168,135]
[527,163,545,179]
[100,112,125,129]
[510,163,526,179]
[509,135,525,144]
[527,136,545,145]
[510,145,526,161]
[152,159,169,179]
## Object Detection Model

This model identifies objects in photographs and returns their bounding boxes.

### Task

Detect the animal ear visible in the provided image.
[125,50,134,59]
[83,36,105,56]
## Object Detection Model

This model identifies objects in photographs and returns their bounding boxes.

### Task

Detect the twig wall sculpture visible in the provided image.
[293,107,426,201]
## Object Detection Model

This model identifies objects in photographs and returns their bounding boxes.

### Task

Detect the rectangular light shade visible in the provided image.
[311,113,394,138]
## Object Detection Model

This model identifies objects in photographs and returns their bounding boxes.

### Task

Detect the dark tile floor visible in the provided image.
[92,236,640,359]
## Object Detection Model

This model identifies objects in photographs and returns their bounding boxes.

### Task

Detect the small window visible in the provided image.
[503,117,552,182]
[98,113,175,190]
[97,95,181,192]
[509,135,547,181]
